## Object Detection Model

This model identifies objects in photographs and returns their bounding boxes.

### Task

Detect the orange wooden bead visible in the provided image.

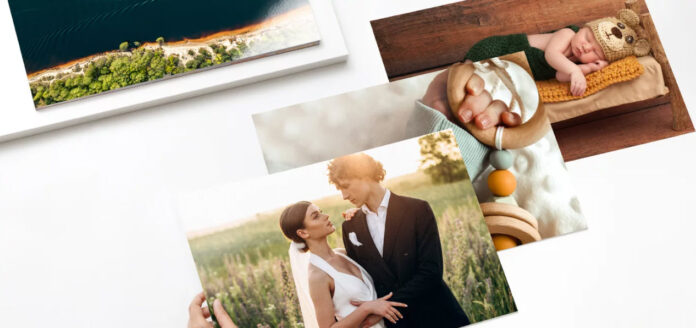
[487,170,516,196]
[492,234,520,251]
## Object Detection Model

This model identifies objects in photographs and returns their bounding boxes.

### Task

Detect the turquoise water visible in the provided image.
[8,0,308,73]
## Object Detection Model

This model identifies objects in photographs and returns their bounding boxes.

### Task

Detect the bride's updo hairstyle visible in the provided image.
[279,201,311,252]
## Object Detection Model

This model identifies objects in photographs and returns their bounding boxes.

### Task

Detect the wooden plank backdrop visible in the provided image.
[371,0,648,80]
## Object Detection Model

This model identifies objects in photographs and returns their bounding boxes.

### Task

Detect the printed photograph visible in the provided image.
[178,130,517,328]
[370,0,693,161]
[254,53,587,250]
[8,0,320,109]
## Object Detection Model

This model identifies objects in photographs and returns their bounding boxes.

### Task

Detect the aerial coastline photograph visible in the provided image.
[8,0,321,109]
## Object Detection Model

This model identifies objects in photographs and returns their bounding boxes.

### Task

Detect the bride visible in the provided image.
[279,201,407,328]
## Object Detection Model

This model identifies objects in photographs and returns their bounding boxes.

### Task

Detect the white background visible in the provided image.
[1,0,695,327]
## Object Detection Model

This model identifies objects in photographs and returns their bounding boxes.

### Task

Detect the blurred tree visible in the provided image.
[418,131,469,184]
[156,36,165,46]
[119,41,129,52]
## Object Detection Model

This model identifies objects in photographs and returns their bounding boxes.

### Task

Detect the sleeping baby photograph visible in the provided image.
[371,0,693,161]
[464,9,650,96]
[178,131,517,328]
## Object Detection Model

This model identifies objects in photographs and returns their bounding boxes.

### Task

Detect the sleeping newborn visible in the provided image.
[464,9,651,97]
[531,25,609,96]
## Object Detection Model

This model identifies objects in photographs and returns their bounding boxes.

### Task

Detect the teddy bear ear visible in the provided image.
[618,9,640,27]
[633,38,651,56]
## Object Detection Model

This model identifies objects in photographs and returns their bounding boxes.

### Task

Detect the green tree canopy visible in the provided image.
[418,131,469,184]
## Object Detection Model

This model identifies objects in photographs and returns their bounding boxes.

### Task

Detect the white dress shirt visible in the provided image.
[361,189,391,257]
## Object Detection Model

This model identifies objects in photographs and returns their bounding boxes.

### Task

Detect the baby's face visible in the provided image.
[570,27,606,63]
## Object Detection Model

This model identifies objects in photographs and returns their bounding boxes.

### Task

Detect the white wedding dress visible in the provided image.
[308,252,386,328]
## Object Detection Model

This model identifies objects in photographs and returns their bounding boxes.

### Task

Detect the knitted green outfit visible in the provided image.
[464,26,580,81]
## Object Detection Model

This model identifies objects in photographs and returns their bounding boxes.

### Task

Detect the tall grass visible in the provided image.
[190,172,516,327]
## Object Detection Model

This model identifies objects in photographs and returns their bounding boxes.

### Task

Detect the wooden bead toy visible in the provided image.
[493,195,517,205]
[447,58,550,149]
[480,202,538,231]
[482,202,541,249]
[487,170,516,197]
[448,53,548,251]
[492,234,519,250]
[490,150,513,170]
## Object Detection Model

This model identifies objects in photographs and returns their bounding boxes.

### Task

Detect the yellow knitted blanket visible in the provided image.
[536,56,644,103]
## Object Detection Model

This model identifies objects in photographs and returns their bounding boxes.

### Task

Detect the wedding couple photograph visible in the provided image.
[178,130,516,327]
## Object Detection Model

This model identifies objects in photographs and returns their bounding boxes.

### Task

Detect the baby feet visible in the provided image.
[422,65,522,131]
[455,73,522,129]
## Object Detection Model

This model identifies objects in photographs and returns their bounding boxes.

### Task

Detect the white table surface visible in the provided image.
[1,0,695,327]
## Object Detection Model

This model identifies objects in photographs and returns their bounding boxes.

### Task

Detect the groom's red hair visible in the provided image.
[327,153,386,187]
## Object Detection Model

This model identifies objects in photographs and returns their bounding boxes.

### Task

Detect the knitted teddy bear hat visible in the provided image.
[585,9,651,62]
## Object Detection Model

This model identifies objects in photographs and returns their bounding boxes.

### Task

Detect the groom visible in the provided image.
[328,153,470,328]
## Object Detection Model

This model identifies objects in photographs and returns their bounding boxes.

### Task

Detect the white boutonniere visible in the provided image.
[348,232,363,247]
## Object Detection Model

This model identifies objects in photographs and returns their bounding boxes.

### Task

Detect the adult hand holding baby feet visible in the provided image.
[446,60,552,150]
[422,64,521,130]
[457,75,522,129]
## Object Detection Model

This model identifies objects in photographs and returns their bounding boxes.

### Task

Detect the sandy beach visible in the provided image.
[28,4,318,83]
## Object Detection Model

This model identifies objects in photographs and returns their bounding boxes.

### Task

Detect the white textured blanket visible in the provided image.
[470,59,587,237]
